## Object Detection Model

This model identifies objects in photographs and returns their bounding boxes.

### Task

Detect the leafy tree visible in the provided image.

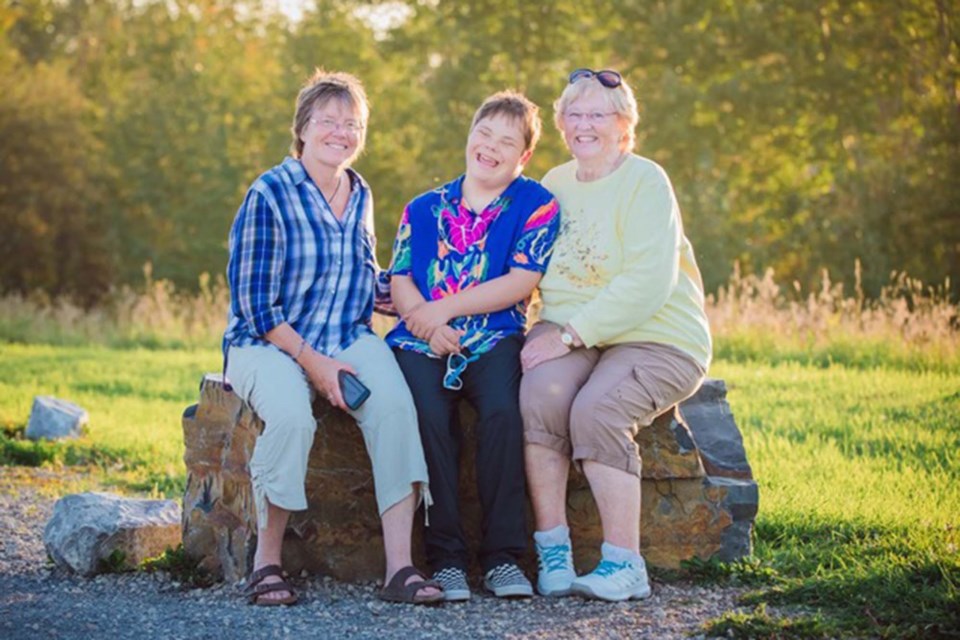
[0,37,111,303]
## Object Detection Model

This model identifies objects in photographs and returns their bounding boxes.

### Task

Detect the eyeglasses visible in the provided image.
[309,117,363,134]
[563,111,617,124]
[443,350,480,391]
[568,68,622,89]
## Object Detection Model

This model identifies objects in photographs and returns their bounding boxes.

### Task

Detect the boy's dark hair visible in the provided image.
[470,91,542,153]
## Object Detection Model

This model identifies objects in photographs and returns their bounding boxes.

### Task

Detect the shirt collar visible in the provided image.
[283,156,367,192]
[440,174,467,207]
[442,174,525,210]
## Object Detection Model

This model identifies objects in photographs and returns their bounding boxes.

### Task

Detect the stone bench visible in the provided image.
[181,375,758,583]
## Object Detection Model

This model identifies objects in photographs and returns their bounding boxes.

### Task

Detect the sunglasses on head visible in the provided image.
[568,68,622,89]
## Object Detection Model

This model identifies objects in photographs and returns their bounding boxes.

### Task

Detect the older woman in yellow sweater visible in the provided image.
[519,69,712,602]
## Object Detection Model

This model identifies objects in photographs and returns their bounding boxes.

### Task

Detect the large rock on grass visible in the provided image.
[25,396,88,441]
[182,374,758,582]
[44,493,181,576]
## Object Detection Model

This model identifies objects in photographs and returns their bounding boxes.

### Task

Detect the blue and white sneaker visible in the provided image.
[570,557,652,602]
[535,540,577,596]
[432,566,471,602]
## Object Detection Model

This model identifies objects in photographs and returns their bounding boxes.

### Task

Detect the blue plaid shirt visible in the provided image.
[223,157,385,360]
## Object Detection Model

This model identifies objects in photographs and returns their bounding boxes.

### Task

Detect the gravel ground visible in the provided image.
[0,468,745,639]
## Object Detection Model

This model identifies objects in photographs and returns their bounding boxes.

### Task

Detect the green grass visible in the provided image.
[0,342,957,636]
[700,360,960,638]
[0,343,220,494]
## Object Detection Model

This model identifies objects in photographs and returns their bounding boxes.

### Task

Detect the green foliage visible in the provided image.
[0,431,123,468]
[0,435,60,466]
[1,0,957,300]
[140,544,214,588]
[667,555,779,587]
[98,548,128,574]
[706,360,960,638]
[736,517,960,638]
[704,604,831,639]
[0,343,216,493]
[0,39,111,303]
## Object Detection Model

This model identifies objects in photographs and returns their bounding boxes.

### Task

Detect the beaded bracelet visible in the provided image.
[293,338,307,362]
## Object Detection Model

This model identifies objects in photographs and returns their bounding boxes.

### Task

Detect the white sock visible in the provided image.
[534,524,571,547]
[601,541,643,567]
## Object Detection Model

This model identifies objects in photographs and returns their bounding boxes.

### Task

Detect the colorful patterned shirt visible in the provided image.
[223,157,387,359]
[386,174,560,356]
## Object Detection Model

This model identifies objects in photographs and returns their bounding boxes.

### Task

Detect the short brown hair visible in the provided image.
[291,70,369,159]
[470,91,542,153]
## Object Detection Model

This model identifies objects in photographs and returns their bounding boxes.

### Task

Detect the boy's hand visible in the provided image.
[429,326,463,357]
[404,300,452,340]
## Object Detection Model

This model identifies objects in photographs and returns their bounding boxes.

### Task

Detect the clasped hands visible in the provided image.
[403,300,463,356]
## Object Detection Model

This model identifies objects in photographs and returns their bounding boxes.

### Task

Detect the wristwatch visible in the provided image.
[559,328,576,348]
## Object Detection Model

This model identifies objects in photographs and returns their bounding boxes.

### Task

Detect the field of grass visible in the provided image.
[0,344,219,496]
[1,341,957,637]
[704,360,959,638]
[0,267,957,637]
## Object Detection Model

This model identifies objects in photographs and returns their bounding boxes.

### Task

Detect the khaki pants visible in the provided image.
[520,322,705,478]
[226,333,430,527]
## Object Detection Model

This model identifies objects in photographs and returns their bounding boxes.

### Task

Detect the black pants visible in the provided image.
[394,334,527,573]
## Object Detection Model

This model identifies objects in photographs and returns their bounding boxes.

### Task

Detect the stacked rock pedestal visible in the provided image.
[182,375,758,583]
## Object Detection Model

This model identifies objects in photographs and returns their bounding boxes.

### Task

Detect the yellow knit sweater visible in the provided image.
[539,154,712,369]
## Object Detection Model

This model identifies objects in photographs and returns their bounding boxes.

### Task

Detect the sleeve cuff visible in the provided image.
[249,307,286,337]
[568,316,599,349]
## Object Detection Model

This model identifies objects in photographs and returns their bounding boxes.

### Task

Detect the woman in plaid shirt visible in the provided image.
[223,71,440,606]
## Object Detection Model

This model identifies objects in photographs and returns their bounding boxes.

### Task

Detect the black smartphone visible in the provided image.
[338,370,371,411]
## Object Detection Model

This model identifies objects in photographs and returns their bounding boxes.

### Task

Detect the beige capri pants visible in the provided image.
[520,322,706,478]
[226,333,430,528]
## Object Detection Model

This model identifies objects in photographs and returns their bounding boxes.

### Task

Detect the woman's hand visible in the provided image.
[520,327,570,372]
[298,350,356,411]
[404,300,452,340]
[429,325,464,357]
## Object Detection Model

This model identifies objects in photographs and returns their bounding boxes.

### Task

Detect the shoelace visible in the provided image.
[539,544,572,572]
[594,559,632,578]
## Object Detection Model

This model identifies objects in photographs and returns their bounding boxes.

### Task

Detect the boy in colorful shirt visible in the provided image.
[387,91,561,600]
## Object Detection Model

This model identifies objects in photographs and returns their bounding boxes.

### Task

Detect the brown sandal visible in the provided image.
[379,566,444,605]
[243,564,299,606]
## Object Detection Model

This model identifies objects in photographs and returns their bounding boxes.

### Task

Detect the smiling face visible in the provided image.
[465,114,533,191]
[299,97,365,171]
[560,88,628,164]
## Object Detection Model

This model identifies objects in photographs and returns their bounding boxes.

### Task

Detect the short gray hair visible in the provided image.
[553,74,639,153]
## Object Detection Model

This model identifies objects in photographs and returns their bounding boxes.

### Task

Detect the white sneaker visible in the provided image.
[535,540,577,596]
[570,557,652,602]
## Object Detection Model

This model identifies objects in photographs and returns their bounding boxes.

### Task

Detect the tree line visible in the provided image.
[1,0,957,305]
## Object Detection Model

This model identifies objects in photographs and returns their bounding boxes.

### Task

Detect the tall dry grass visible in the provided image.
[1,262,957,370]
[0,265,228,349]
[707,261,958,371]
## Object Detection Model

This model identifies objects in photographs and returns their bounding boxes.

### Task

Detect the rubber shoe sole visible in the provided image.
[484,579,533,598]
[538,584,574,597]
[537,572,577,597]
[442,587,471,602]
[570,579,651,602]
